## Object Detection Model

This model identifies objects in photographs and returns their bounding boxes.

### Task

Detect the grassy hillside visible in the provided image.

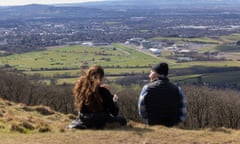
[0,98,240,144]
[0,98,70,133]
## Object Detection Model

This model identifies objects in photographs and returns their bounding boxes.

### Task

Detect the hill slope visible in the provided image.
[0,98,240,144]
[0,97,71,133]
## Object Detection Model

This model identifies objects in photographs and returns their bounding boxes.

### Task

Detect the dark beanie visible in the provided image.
[152,62,169,76]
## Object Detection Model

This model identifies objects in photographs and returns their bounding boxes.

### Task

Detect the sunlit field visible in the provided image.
[1,34,240,84]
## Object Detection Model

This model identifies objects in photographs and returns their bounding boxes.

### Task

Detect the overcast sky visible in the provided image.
[0,0,106,6]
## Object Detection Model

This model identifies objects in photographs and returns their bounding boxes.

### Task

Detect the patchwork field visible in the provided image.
[1,34,240,85]
[0,43,168,84]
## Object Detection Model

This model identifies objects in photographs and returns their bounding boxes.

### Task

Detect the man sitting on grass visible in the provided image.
[138,62,187,127]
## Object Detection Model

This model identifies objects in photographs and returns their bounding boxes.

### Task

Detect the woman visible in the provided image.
[69,65,127,129]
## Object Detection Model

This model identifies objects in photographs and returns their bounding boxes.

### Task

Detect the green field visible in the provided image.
[0,44,166,84]
[151,36,221,44]
[25,67,150,76]
[219,33,240,43]
[173,71,240,86]
[202,71,240,84]
[0,44,161,70]
[1,34,240,85]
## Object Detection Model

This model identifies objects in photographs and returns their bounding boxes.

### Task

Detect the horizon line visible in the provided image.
[0,0,106,7]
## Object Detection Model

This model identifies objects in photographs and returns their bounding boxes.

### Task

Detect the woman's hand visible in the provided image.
[113,94,118,102]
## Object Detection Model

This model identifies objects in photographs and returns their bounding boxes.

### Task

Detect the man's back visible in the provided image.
[145,77,181,126]
[138,62,187,127]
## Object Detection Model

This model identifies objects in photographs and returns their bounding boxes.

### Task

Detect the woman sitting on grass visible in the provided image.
[69,65,127,129]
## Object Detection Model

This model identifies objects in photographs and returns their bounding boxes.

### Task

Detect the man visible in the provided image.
[138,62,187,127]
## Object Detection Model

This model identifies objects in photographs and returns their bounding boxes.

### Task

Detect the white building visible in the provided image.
[149,48,161,54]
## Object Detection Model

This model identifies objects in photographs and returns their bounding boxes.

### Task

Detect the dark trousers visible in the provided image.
[69,112,127,129]
[106,114,127,126]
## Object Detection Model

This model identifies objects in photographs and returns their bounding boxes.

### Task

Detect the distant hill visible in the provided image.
[0,4,106,20]
[68,0,240,9]
[0,0,239,20]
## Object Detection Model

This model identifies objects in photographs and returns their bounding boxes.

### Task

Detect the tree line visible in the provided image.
[1,68,240,129]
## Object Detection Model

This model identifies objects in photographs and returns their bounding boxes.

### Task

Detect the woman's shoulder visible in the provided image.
[99,86,110,93]
[99,86,113,99]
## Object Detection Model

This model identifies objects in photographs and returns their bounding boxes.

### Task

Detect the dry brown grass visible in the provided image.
[0,98,240,144]
[0,98,70,133]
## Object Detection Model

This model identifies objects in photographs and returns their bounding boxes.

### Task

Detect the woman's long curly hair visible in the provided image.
[73,65,104,112]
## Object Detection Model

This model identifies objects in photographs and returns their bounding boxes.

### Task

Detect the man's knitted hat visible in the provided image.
[152,62,169,76]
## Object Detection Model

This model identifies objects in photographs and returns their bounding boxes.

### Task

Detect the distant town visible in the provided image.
[0,4,240,56]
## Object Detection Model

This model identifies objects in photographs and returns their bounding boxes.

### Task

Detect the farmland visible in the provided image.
[0,44,167,70]
[0,43,162,84]
[1,34,240,86]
